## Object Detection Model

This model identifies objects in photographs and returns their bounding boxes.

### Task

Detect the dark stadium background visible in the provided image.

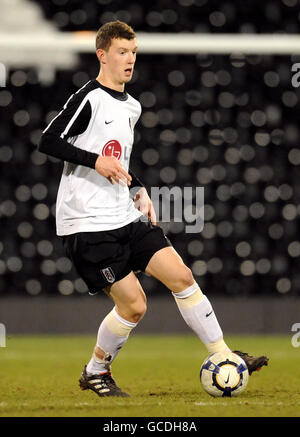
[0,0,299,334]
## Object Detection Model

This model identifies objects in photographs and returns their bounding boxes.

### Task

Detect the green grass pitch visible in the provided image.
[0,334,299,417]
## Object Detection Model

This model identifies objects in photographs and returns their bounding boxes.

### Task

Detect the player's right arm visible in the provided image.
[39,92,131,186]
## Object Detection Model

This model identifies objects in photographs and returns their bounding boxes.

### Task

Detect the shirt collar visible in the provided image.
[93,80,128,101]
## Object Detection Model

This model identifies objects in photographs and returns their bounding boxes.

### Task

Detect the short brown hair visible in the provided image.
[96,20,136,51]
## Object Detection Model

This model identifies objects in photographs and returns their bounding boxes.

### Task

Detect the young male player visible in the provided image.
[39,21,268,397]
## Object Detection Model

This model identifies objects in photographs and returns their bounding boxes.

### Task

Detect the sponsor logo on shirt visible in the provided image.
[102,140,122,160]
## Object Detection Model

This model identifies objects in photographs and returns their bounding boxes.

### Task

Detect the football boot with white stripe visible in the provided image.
[233,350,269,375]
[79,365,129,397]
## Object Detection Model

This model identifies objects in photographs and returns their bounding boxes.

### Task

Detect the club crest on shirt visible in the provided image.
[101,267,115,283]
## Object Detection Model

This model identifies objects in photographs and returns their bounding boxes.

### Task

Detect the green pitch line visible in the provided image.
[0,334,299,417]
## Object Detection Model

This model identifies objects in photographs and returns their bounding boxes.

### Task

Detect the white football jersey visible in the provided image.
[42,80,143,235]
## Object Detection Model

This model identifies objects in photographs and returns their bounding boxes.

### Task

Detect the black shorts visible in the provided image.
[62,220,172,293]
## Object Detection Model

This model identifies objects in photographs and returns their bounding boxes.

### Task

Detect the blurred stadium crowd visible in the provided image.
[31,0,300,34]
[0,0,299,298]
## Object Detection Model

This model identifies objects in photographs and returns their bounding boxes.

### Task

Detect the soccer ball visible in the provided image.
[200,351,249,397]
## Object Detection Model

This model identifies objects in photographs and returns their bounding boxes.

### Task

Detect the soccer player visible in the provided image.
[39,21,268,397]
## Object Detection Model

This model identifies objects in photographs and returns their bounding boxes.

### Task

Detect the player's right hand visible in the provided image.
[95,156,132,186]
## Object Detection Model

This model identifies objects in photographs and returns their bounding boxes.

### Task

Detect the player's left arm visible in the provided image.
[134,187,157,225]
[129,171,156,225]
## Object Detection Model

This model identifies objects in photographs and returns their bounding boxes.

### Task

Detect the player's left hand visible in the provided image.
[134,187,157,225]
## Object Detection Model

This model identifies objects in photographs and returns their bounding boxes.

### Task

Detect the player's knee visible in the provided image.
[131,304,147,323]
[173,266,195,292]
[128,299,147,323]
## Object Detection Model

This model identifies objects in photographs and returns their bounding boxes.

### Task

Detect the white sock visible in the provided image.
[86,307,137,375]
[172,282,230,354]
